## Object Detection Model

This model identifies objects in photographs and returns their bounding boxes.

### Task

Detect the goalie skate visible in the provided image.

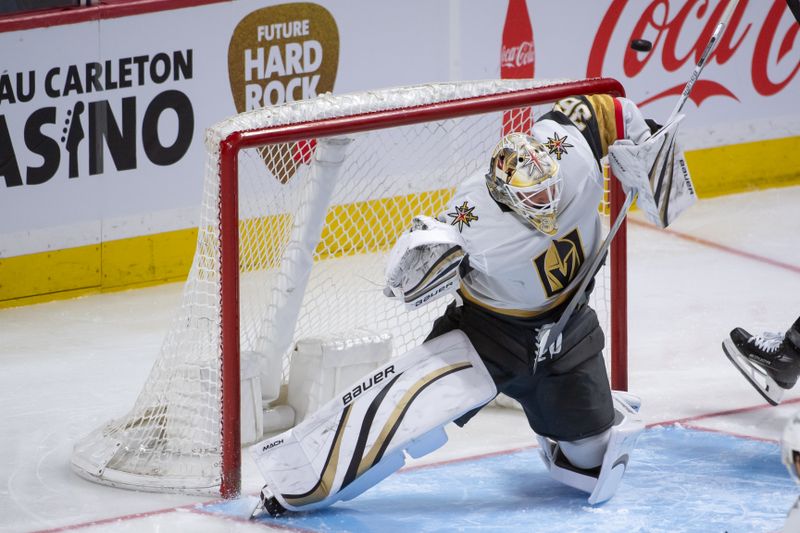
[250,485,286,519]
[536,391,643,505]
[722,333,787,406]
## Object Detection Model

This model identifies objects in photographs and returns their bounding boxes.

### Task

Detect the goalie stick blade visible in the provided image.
[722,338,785,406]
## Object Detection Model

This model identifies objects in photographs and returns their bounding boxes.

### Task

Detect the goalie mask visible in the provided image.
[782,411,800,484]
[486,132,562,235]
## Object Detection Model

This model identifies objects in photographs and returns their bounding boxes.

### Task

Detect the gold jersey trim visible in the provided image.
[458,280,577,319]
[584,93,619,157]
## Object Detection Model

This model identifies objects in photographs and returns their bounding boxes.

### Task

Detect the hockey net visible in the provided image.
[71,78,627,498]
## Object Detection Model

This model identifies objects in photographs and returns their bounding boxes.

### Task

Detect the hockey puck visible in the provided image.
[630,39,653,52]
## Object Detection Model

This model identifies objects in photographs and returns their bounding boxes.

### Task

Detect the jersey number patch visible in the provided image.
[533,228,585,297]
[553,97,592,132]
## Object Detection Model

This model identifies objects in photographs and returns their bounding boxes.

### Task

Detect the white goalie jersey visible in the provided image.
[383,95,652,319]
[446,122,603,318]
[440,95,652,318]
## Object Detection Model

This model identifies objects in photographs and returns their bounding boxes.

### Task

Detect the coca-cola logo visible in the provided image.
[588,0,800,109]
[501,41,535,68]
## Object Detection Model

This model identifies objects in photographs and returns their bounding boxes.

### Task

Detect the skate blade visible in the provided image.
[722,339,785,406]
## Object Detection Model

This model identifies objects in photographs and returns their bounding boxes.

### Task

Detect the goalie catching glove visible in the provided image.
[608,115,696,228]
[384,215,466,310]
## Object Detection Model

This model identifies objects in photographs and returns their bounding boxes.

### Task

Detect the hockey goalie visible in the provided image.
[250,94,696,517]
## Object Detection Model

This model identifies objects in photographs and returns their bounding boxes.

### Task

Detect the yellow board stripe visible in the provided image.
[0,189,453,308]
[0,243,101,303]
[2,136,799,308]
[685,136,800,198]
[0,229,197,307]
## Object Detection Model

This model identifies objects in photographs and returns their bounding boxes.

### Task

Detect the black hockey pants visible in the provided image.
[426,299,615,442]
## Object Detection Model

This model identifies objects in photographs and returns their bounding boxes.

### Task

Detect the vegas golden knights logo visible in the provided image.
[533,228,585,297]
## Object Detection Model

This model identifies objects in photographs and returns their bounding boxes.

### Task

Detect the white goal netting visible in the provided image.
[71,78,624,496]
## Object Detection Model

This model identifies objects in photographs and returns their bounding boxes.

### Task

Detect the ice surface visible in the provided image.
[1,186,799,532]
[230,427,795,533]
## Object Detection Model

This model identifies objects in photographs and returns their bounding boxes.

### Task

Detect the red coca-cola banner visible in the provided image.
[501,0,535,134]
[588,0,799,111]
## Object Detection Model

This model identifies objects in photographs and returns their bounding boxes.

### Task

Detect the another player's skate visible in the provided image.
[722,319,800,406]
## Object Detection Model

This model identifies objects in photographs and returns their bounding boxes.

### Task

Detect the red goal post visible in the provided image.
[72,78,628,499]
[219,77,629,497]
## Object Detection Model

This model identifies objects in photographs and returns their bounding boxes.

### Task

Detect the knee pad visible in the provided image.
[537,390,643,505]
[250,329,497,513]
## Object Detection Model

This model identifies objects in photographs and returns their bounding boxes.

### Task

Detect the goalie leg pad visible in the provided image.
[249,329,496,514]
[537,391,643,505]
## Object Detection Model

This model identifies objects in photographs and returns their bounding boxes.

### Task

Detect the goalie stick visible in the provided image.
[662,0,740,125]
[536,0,741,365]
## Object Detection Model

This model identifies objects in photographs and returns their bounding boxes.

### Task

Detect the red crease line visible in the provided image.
[630,218,800,275]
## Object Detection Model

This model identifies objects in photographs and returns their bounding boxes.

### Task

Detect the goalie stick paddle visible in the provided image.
[536,0,741,364]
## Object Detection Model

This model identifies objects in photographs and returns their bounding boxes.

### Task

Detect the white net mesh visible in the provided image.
[71,79,623,495]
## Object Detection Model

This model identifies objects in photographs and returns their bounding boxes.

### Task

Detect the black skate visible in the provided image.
[250,485,287,519]
[722,324,800,406]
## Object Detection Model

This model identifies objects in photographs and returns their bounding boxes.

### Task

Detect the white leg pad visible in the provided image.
[249,330,496,513]
[537,391,644,505]
[587,392,643,505]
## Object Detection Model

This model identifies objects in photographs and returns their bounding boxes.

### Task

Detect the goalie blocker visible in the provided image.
[608,115,696,229]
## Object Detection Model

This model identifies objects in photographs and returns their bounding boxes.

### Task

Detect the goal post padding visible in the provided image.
[71,78,627,498]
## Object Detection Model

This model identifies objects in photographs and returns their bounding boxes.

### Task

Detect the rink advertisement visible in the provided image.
[0,0,798,305]
[227,3,339,112]
[586,0,800,147]
[1,50,195,188]
[227,3,339,184]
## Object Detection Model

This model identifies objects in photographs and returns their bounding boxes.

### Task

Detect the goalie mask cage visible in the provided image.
[71,78,628,499]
